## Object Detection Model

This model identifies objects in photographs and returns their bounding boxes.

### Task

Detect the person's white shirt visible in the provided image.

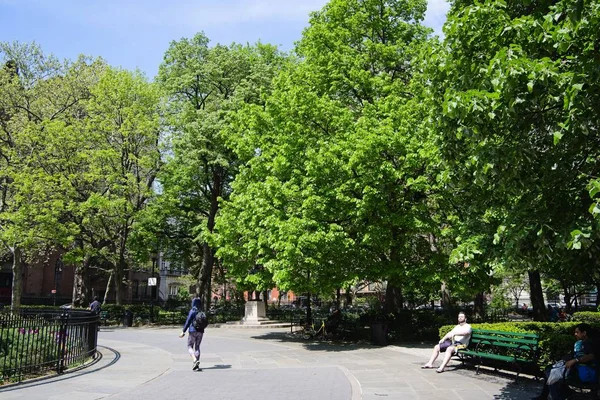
[440,313,472,346]
[450,322,472,346]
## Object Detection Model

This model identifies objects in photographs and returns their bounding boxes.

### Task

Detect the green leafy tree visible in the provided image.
[6,63,161,306]
[217,0,446,316]
[0,42,103,310]
[433,0,600,319]
[156,33,284,308]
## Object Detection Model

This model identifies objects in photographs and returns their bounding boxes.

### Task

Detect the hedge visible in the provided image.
[572,311,600,324]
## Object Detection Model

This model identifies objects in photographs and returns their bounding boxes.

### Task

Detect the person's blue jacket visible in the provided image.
[182,298,203,333]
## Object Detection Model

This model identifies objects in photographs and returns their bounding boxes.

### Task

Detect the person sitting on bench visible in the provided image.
[531,322,597,400]
[422,311,472,373]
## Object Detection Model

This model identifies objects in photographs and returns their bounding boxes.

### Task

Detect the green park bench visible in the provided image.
[99,310,109,324]
[456,328,540,379]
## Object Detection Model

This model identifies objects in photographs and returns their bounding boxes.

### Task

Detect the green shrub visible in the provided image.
[157,310,187,325]
[572,311,600,324]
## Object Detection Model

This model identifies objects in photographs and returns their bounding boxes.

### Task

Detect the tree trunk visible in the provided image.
[102,271,113,306]
[384,282,403,313]
[263,290,268,311]
[197,242,214,310]
[474,292,485,320]
[115,231,130,306]
[528,270,547,321]
[336,288,341,309]
[563,285,572,314]
[72,257,89,307]
[11,246,22,313]
[306,291,312,325]
[197,170,220,312]
[114,262,123,305]
[441,281,452,309]
[344,287,352,307]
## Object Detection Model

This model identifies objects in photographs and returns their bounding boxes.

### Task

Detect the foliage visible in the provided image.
[154,33,286,307]
[572,311,600,325]
[489,285,511,309]
[0,327,60,380]
[216,0,448,308]
[431,0,600,318]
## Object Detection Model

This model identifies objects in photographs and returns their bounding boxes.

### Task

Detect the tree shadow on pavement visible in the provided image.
[493,381,544,399]
[448,365,543,399]
[249,331,383,352]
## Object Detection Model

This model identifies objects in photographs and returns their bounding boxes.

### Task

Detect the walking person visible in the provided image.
[422,311,472,373]
[179,297,208,371]
[89,296,101,314]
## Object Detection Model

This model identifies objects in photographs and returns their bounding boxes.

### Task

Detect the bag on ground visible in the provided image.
[547,360,566,385]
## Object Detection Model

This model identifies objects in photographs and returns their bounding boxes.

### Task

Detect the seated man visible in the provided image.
[531,322,597,400]
[422,311,472,373]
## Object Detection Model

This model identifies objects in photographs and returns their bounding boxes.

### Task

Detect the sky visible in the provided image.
[0,0,450,79]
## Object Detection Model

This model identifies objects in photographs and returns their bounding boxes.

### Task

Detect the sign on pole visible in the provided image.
[148,277,157,286]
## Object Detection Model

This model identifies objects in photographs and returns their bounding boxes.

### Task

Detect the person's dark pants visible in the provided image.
[536,365,582,400]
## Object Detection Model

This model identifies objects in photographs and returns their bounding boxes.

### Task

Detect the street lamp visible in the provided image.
[150,253,158,323]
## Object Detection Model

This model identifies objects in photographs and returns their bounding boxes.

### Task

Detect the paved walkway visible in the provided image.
[0,326,543,399]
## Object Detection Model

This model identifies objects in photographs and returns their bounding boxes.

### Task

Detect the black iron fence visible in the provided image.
[0,308,99,384]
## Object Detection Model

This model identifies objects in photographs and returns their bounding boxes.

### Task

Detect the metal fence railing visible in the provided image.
[0,308,99,384]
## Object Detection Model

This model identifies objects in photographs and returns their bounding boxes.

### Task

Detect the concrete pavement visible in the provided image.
[0,326,543,399]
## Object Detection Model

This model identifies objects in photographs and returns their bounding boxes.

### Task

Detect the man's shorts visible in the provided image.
[440,339,463,352]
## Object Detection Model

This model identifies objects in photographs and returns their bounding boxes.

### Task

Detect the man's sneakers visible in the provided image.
[192,360,201,371]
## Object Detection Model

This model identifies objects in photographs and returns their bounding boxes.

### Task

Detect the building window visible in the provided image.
[169,285,178,296]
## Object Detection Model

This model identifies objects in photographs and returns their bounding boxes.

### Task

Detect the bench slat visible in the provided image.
[470,340,537,352]
[471,333,538,344]
[472,329,538,339]
[471,338,538,349]
[459,350,531,364]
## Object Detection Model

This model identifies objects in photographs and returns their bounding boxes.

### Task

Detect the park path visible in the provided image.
[0,326,542,399]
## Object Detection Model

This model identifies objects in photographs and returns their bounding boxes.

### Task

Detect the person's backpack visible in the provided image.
[192,311,208,331]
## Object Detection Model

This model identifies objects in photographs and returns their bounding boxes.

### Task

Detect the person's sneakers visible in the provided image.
[193,360,200,371]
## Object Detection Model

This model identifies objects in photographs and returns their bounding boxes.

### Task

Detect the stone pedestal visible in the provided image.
[243,300,267,324]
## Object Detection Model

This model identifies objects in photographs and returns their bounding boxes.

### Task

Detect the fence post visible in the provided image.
[56,312,69,374]
[87,312,99,357]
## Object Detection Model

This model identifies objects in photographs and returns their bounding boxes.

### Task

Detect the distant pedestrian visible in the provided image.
[89,296,101,314]
[179,297,207,371]
[548,305,559,322]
